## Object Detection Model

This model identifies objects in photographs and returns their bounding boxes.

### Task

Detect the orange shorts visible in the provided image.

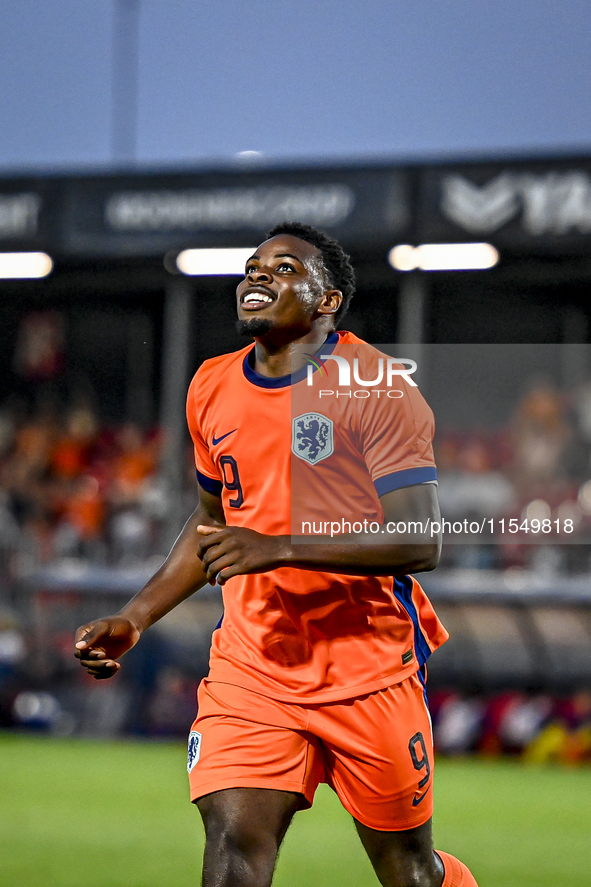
[187,671,434,831]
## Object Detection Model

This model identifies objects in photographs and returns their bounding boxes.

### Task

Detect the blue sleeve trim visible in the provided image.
[196,469,223,495]
[374,466,438,497]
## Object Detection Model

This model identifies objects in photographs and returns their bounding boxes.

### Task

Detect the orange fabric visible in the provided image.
[50,439,90,478]
[63,480,105,538]
[189,674,434,831]
[436,851,480,886]
[112,450,155,485]
[187,331,448,703]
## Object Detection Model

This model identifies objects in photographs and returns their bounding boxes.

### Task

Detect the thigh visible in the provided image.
[197,788,303,887]
[197,786,302,846]
[314,672,434,831]
[188,680,325,808]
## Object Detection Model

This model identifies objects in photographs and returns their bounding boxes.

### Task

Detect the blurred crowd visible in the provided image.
[0,393,197,580]
[0,377,590,580]
[0,609,205,739]
[430,687,591,764]
[1,379,591,752]
[1,602,590,765]
[436,378,591,572]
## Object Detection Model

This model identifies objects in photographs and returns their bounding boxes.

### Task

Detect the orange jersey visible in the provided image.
[187,331,448,702]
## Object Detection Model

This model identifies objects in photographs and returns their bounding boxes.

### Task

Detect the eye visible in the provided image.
[276,261,295,272]
[245,263,257,275]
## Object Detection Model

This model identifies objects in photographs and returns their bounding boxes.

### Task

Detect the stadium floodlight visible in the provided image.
[0,252,53,279]
[388,242,499,272]
[176,247,257,276]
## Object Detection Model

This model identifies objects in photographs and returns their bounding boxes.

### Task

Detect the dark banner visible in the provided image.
[3,155,591,258]
[417,156,591,254]
[59,165,412,256]
[0,178,59,251]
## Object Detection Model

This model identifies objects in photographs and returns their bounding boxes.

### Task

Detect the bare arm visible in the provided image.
[74,485,225,678]
[285,484,441,574]
[118,488,225,631]
[196,483,441,584]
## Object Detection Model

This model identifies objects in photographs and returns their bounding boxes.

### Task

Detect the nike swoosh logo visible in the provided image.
[212,429,237,446]
[412,784,432,807]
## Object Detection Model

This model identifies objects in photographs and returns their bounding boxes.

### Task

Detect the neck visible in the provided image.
[253,323,335,378]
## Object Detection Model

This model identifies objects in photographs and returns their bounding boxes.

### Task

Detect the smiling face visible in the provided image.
[235,234,342,341]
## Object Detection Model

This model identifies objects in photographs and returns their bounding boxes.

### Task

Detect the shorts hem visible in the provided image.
[190,776,313,807]
[336,794,433,832]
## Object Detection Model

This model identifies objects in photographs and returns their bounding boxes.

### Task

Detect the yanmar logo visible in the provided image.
[305,353,417,400]
[441,171,591,236]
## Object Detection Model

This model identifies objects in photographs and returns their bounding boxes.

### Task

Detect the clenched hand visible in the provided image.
[197,525,289,585]
[74,616,141,679]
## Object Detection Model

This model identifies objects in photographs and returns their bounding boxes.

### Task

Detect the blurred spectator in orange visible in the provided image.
[108,423,158,506]
[0,402,59,532]
[510,382,573,495]
[54,475,106,561]
[49,403,99,480]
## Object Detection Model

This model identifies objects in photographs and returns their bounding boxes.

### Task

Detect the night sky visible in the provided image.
[2,0,591,172]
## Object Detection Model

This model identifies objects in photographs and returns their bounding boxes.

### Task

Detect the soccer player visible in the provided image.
[75,222,479,887]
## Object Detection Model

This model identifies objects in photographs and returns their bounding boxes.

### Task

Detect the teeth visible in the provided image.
[244,293,272,304]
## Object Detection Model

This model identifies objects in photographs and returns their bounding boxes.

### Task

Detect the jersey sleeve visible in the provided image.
[186,370,223,495]
[358,369,437,497]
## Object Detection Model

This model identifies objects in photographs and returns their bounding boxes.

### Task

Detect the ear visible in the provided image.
[317,289,342,317]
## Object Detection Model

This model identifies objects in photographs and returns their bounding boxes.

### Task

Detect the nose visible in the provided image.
[247,265,272,283]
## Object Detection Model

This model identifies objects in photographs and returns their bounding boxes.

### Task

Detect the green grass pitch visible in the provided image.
[1,734,589,886]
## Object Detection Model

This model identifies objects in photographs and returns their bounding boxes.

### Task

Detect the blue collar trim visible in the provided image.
[243,331,340,389]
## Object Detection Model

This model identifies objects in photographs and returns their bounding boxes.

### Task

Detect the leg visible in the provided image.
[354,816,443,887]
[188,683,325,886]
[197,787,301,887]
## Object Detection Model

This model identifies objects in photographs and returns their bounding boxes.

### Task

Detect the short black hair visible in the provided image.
[265,222,355,322]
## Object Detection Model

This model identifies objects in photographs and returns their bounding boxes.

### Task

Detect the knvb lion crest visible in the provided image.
[292,412,334,465]
[187,731,202,772]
